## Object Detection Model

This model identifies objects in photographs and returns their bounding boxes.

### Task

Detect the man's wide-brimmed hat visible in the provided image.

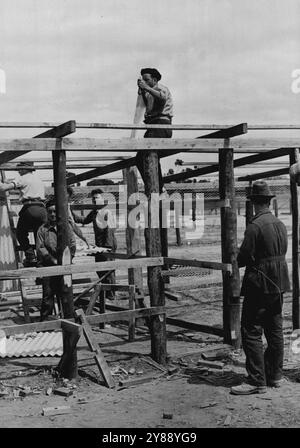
[247,180,275,199]
[16,161,35,171]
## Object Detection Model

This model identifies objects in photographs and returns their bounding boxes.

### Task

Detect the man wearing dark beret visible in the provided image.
[135,67,173,193]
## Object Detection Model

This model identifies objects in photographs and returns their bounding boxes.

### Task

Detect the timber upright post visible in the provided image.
[219,141,241,348]
[122,167,144,298]
[137,150,166,364]
[245,182,253,226]
[290,148,300,329]
[52,141,77,379]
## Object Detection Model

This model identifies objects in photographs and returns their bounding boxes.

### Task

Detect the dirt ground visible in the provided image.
[0,216,298,429]
[0,269,299,429]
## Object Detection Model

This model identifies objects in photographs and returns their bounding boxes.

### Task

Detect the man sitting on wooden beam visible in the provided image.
[36,199,76,321]
[135,67,173,193]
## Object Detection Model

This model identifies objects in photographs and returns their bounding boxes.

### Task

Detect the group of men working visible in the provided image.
[0,67,291,395]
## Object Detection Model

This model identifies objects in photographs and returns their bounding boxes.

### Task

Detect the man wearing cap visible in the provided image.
[36,199,76,321]
[15,162,47,266]
[72,188,117,300]
[135,67,173,193]
[231,181,290,395]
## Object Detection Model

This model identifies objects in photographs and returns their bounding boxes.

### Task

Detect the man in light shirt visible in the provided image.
[15,161,47,266]
[72,188,117,300]
[135,67,173,193]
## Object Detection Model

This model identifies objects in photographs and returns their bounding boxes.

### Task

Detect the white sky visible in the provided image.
[0,0,299,183]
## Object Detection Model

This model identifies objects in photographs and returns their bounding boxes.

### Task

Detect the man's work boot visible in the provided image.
[230,383,267,395]
[267,378,286,388]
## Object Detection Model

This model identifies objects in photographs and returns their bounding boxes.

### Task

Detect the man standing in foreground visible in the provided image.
[135,67,173,193]
[231,181,290,395]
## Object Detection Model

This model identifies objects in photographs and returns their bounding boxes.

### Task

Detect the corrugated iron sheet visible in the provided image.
[0,331,63,358]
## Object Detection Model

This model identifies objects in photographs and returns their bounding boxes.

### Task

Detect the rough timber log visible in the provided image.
[219,143,241,348]
[290,148,300,329]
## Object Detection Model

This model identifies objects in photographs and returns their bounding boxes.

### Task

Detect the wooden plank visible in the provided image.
[0,137,298,154]
[86,284,101,316]
[219,144,241,348]
[164,147,293,183]
[0,163,109,170]
[290,149,300,329]
[0,121,76,165]
[197,123,247,139]
[238,167,289,181]
[67,158,136,185]
[76,309,115,388]
[0,137,230,152]
[2,319,62,336]
[166,317,223,337]
[164,257,232,272]
[0,121,299,130]
[85,306,165,326]
[0,257,164,280]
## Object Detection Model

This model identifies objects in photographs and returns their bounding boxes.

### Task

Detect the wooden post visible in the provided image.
[245,182,253,227]
[290,148,300,329]
[128,284,136,341]
[219,142,241,348]
[273,198,278,217]
[52,148,76,378]
[138,151,166,364]
[122,167,144,298]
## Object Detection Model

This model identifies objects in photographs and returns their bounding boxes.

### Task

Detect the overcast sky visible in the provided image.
[0,0,299,181]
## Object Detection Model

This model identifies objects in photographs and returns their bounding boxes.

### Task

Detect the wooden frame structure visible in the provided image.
[0,120,299,379]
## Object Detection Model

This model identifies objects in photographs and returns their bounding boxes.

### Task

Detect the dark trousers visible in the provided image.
[135,118,172,194]
[17,204,47,259]
[95,253,115,300]
[241,289,284,386]
[40,276,62,321]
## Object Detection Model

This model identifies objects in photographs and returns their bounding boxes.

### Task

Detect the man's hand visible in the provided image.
[137,78,149,91]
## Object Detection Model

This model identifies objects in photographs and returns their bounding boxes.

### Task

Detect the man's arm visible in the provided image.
[137,80,167,103]
[237,223,259,267]
[36,227,57,266]
[71,209,93,225]
[68,224,77,258]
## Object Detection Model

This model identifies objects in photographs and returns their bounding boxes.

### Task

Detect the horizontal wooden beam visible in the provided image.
[0,137,298,154]
[66,125,246,184]
[0,121,76,165]
[0,163,108,170]
[85,306,165,326]
[164,147,294,183]
[0,257,164,280]
[67,158,136,185]
[2,319,63,336]
[0,138,235,152]
[164,257,232,272]
[197,123,247,139]
[104,303,223,337]
[166,317,224,337]
[0,121,299,130]
[238,167,290,181]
